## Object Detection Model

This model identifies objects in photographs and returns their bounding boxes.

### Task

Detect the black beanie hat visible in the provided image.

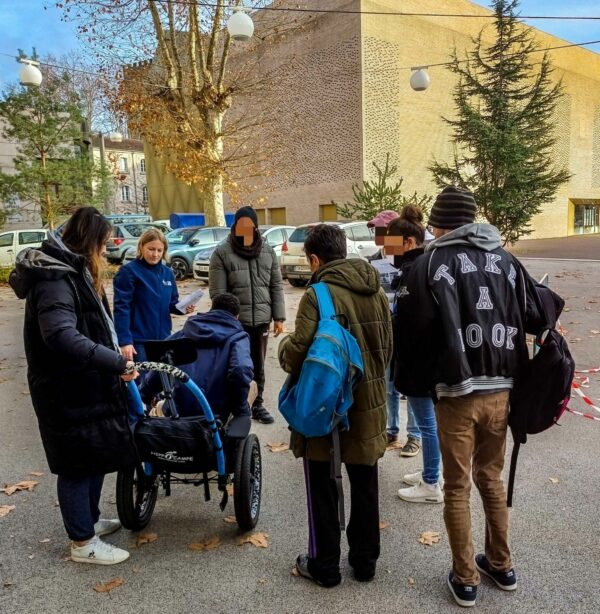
[428,186,477,230]
[234,206,258,227]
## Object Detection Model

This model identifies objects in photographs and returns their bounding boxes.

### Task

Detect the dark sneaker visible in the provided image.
[352,565,375,582]
[476,554,518,591]
[295,554,341,588]
[400,436,422,457]
[387,433,399,445]
[447,571,477,608]
[252,405,275,424]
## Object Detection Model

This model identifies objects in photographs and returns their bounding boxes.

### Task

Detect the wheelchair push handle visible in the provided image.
[124,361,190,382]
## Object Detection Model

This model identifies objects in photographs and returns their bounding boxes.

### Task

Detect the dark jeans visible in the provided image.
[303,458,380,584]
[56,474,104,542]
[133,343,147,363]
[243,324,269,407]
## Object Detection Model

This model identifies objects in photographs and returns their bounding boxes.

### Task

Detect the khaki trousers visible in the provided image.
[436,391,512,585]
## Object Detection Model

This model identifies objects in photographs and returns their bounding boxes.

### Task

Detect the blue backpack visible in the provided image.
[279,282,364,436]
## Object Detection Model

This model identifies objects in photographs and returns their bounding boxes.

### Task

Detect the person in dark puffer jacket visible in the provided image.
[10,207,138,567]
[209,206,286,425]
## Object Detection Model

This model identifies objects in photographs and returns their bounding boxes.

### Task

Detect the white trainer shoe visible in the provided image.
[94,519,122,537]
[397,480,443,504]
[71,536,130,565]
[402,471,422,486]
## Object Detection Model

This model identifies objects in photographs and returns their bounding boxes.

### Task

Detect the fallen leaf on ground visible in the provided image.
[188,536,221,551]
[408,577,416,586]
[588,300,598,304]
[131,532,158,548]
[0,505,15,518]
[21,391,30,395]
[223,516,237,524]
[379,521,389,530]
[238,532,269,548]
[549,477,560,484]
[1,481,38,496]
[419,531,441,546]
[93,578,125,593]
[291,565,300,577]
[266,442,289,453]
[132,567,140,574]
[29,472,44,477]
[590,330,600,335]
[226,484,234,497]
[258,578,267,584]
[39,538,50,544]
[3,581,13,587]
[28,555,34,560]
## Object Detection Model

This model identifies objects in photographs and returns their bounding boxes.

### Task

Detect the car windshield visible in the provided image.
[288,227,315,243]
[167,228,198,244]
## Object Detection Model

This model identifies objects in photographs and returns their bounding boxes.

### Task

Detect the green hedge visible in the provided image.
[0,267,12,284]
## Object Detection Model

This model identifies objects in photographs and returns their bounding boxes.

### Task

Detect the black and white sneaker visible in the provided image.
[295,554,341,588]
[447,571,477,607]
[476,554,518,591]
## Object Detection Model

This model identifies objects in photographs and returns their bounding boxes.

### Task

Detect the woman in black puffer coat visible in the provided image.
[10,207,137,566]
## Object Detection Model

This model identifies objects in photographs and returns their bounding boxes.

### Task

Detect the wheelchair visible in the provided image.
[116,338,262,532]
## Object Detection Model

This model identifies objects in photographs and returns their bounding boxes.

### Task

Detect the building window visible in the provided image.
[121,185,131,202]
[140,158,146,173]
[142,186,148,202]
[118,157,128,173]
[574,204,600,234]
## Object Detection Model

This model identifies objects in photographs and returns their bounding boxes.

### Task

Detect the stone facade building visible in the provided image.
[147,0,600,238]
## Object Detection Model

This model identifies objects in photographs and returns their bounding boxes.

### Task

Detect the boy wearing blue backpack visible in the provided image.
[278,224,392,588]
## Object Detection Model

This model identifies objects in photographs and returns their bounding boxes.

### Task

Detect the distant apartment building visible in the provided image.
[91,135,148,215]
[144,0,600,238]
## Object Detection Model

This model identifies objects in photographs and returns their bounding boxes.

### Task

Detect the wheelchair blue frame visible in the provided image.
[126,362,227,480]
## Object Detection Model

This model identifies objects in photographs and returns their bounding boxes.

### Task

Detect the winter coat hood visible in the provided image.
[10,235,82,299]
[315,258,381,296]
[181,310,245,347]
[425,223,502,253]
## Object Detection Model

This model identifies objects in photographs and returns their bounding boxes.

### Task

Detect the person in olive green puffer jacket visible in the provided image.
[278,224,392,588]
[209,207,286,424]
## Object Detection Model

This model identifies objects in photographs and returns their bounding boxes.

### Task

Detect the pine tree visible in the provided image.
[430,0,571,244]
[335,153,432,221]
[0,74,110,229]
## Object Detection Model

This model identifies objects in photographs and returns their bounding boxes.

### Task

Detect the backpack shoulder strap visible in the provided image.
[311,282,336,321]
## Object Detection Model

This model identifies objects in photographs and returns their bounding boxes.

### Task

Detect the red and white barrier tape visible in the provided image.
[569,368,600,420]
[566,408,600,423]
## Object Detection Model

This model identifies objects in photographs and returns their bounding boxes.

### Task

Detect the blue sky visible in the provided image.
[0,0,598,87]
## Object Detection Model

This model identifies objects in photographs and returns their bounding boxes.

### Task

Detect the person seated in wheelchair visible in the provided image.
[139,293,254,444]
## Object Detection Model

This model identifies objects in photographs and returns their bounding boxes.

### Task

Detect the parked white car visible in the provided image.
[281,221,377,286]
[0,228,48,267]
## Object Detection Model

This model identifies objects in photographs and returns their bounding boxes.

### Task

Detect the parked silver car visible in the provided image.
[192,225,295,282]
[281,221,377,286]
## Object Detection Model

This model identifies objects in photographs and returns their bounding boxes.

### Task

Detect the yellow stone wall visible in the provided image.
[360,0,600,238]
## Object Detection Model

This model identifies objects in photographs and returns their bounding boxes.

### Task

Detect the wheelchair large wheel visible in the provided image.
[116,464,159,531]
[233,434,262,531]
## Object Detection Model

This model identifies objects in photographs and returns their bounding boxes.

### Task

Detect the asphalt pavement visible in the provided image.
[0,261,599,614]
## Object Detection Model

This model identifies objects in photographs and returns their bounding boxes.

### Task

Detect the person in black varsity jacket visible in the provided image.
[395,186,547,607]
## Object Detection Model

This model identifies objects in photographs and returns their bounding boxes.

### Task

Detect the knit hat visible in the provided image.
[428,186,477,230]
[367,210,400,228]
[234,206,258,227]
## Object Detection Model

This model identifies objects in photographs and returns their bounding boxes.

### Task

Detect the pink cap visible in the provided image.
[367,210,400,228]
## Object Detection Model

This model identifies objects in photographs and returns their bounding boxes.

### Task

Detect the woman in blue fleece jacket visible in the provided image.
[113,228,194,362]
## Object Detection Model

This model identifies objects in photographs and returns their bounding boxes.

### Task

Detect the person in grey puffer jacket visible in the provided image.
[209,206,286,424]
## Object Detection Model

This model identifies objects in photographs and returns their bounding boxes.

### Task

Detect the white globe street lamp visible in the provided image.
[18,58,43,87]
[227,7,254,41]
[410,67,431,92]
[108,131,124,143]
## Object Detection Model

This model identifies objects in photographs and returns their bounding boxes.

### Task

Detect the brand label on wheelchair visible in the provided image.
[151,450,195,463]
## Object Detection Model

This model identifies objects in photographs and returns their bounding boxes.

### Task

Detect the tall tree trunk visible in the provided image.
[40,151,54,230]
[203,110,226,227]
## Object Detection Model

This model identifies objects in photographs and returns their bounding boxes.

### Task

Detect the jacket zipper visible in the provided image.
[249,258,256,327]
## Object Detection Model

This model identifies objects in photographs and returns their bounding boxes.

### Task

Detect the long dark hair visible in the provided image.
[386,205,425,245]
[62,207,112,293]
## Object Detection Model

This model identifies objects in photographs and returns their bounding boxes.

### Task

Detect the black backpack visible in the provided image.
[507,327,575,506]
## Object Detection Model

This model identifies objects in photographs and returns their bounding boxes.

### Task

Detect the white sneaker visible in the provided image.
[94,519,122,537]
[402,470,422,486]
[71,536,130,565]
[397,480,443,504]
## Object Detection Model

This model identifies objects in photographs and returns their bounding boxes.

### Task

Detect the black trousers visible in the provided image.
[303,458,380,584]
[243,323,269,407]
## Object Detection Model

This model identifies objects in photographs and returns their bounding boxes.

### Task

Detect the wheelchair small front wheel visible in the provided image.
[116,464,159,531]
[233,434,262,531]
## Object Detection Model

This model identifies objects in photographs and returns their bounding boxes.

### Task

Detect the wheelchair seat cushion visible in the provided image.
[134,416,215,473]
